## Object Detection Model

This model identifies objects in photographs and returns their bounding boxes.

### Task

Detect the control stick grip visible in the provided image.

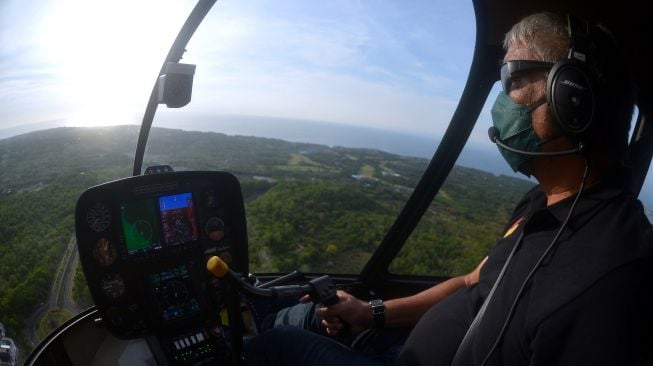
[207,256,339,305]
[207,255,275,297]
[308,275,339,305]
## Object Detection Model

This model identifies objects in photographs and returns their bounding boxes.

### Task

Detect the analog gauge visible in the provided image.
[205,217,225,242]
[162,280,189,307]
[205,190,218,208]
[134,219,153,241]
[93,238,117,266]
[101,273,125,299]
[86,203,111,232]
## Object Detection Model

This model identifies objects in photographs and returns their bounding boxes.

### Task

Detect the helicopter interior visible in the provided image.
[23,0,652,365]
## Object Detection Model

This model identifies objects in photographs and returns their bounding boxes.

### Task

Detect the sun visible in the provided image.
[36,0,194,127]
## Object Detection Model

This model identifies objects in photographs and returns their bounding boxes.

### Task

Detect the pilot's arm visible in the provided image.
[317,256,488,335]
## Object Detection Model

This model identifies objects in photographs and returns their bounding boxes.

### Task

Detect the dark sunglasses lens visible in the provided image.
[500,63,511,92]
[500,61,554,92]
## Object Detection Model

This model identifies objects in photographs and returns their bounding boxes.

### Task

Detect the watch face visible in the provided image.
[369,299,385,328]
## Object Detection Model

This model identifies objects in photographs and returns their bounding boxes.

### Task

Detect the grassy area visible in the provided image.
[359,164,375,178]
[36,308,74,341]
[288,153,323,167]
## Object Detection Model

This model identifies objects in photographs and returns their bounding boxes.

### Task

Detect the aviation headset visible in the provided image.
[546,15,596,136]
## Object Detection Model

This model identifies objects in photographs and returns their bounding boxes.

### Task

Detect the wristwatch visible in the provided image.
[369,299,385,328]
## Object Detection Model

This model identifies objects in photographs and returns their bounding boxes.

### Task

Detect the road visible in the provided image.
[26,234,83,347]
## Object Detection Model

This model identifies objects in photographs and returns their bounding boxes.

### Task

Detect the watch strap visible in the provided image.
[369,299,385,328]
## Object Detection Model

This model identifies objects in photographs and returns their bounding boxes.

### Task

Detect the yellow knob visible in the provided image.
[207,256,229,278]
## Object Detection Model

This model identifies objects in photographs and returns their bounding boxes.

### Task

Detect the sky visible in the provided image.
[0,0,476,137]
[0,0,651,206]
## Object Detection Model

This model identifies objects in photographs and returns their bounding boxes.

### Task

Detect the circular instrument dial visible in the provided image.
[101,273,125,299]
[205,190,218,208]
[93,238,117,266]
[205,217,226,242]
[162,280,189,307]
[86,203,111,232]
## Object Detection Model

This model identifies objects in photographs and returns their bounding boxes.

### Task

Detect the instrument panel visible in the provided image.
[75,171,248,364]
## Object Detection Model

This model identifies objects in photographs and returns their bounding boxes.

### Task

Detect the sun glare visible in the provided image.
[36,0,193,127]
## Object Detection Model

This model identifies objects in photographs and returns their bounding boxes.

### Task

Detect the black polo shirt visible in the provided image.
[397,183,653,366]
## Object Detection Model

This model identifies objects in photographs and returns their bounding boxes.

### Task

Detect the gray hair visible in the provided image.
[503,12,569,62]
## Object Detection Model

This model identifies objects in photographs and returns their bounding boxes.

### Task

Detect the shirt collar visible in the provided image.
[532,181,625,224]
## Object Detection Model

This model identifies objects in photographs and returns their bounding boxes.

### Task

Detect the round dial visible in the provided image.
[162,280,188,307]
[86,203,111,232]
[205,190,218,208]
[93,238,117,266]
[205,217,226,242]
[101,273,125,299]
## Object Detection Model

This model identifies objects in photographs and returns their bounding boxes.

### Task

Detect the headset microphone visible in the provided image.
[488,127,583,156]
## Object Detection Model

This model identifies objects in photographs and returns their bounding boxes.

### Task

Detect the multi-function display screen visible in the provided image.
[149,264,200,321]
[121,192,198,255]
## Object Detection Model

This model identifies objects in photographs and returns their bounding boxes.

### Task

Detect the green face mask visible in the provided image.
[491,91,544,177]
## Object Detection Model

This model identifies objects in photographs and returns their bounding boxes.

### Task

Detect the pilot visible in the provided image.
[245,11,653,366]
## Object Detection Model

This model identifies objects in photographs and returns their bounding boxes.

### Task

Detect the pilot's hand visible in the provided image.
[299,294,311,303]
[315,290,372,336]
[465,256,489,287]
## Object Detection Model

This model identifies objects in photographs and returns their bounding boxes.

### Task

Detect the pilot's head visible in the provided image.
[496,12,635,178]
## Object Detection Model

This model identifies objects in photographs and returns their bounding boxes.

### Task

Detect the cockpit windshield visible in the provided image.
[1,1,652,364]
[144,1,477,274]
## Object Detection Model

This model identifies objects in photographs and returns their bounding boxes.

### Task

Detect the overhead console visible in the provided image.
[75,171,248,365]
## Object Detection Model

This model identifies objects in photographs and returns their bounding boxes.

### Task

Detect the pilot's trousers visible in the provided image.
[244,302,410,366]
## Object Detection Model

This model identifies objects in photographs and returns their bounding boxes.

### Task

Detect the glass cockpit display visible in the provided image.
[160,193,198,245]
[121,198,162,254]
[149,264,201,321]
[121,192,198,255]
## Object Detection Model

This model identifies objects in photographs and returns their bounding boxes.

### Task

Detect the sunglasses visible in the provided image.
[500,60,555,92]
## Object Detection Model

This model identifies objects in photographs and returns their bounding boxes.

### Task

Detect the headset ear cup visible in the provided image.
[546,60,595,135]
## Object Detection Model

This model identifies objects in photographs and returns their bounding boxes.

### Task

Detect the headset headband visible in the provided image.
[567,15,590,63]
[545,14,596,136]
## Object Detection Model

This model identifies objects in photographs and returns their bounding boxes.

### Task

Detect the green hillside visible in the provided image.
[0,125,533,354]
